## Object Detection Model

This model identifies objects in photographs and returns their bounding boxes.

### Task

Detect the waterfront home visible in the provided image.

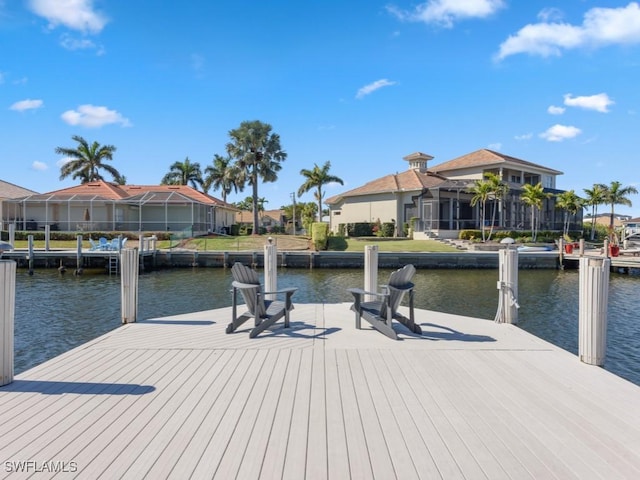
[0,179,38,231]
[235,209,287,233]
[2,181,238,236]
[326,149,576,239]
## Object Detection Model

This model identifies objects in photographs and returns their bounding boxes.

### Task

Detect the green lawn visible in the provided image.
[12,235,460,253]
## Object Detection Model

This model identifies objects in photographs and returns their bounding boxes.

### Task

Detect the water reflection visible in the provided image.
[13,267,640,385]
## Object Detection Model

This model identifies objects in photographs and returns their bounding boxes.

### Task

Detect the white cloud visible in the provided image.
[547,105,565,115]
[356,79,397,99]
[28,0,108,34]
[32,161,48,171]
[10,99,43,111]
[563,93,614,113]
[60,104,131,128]
[487,142,502,150]
[59,33,103,53]
[387,0,505,28]
[539,124,582,142]
[496,2,640,60]
[515,133,533,140]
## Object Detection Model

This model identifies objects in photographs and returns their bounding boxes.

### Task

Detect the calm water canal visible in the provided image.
[13,267,640,385]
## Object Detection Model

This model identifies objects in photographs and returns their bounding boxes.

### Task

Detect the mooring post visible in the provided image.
[579,256,610,366]
[0,260,16,386]
[495,247,519,324]
[45,225,50,251]
[364,245,379,303]
[8,224,15,246]
[264,240,277,301]
[28,235,34,275]
[121,248,139,324]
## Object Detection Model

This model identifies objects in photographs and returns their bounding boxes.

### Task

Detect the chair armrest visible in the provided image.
[232,281,260,290]
[347,288,389,299]
[263,287,298,296]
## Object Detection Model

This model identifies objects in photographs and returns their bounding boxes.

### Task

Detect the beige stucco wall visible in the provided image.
[329,191,416,236]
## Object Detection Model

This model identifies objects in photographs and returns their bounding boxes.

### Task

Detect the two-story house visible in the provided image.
[326,149,573,239]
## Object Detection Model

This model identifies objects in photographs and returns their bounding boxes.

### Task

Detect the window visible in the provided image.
[510,175,521,183]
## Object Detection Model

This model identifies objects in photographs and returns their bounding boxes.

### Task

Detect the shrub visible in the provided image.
[311,222,329,250]
[380,222,395,237]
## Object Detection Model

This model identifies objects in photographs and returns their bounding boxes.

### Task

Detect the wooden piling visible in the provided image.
[364,245,379,303]
[579,256,610,366]
[0,260,16,386]
[495,247,519,324]
[264,243,277,301]
[121,248,139,324]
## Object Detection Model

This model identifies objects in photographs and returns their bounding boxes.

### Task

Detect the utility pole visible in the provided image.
[291,192,296,236]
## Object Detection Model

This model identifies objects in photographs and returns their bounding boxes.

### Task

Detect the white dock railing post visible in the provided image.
[121,248,139,324]
[264,239,277,301]
[0,260,16,386]
[364,245,379,303]
[495,247,519,324]
[579,256,610,366]
[8,224,15,247]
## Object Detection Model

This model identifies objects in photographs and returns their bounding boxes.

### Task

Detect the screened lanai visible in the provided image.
[2,189,231,236]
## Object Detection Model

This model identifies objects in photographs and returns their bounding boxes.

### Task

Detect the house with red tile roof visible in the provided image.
[3,181,238,236]
[326,149,574,238]
[235,209,286,233]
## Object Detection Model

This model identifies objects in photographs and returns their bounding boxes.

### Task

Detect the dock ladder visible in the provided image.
[108,253,119,275]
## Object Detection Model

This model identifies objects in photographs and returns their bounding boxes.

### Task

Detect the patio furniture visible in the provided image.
[348,264,421,340]
[226,262,297,338]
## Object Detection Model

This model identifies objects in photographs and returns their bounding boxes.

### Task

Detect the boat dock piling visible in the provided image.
[0,260,15,386]
[579,256,610,366]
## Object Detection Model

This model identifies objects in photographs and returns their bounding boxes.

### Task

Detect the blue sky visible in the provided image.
[2,0,640,215]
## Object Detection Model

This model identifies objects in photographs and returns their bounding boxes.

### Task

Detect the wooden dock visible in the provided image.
[1,303,639,479]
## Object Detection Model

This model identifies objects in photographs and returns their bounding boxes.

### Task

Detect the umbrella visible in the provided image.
[84,208,91,221]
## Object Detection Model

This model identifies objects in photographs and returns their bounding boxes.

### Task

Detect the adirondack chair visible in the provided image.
[227,262,298,338]
[348,264,422,340]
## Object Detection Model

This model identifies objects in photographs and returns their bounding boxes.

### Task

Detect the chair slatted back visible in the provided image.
[231,263,266,317]
[385,264,416,315]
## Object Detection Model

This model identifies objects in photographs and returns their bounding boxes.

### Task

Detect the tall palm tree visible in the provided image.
[555,190,584,236]
[583,184,607,240]
[297,161,344,223]
[520,182,550,242]
[599,181,638,229]
[226,120,287,234]
[204,154,242,203]
[161,157,204,189]
[468,179,492,241]
[484,172,509,241]
[56,135,121,183]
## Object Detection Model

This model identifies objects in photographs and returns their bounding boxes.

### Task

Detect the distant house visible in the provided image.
[584,213,631,228]
[235,209,286,233]
[326,149,574,238]
[2,181,238,236]
[0,179,39,231]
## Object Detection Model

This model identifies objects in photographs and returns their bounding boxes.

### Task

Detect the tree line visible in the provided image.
[55,120,343,235]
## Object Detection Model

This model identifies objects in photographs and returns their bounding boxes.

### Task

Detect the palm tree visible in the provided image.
[161,157,204,189]
[484,172,509,241]
[56,135,121,183]
[226,120,287,234]
[599,181,638,229]
[468,179,492,241]
[204,154,242,203]
[297,161,344,223]
[555,190,584,236]
[520,182,550,242]
[583,184,606,240]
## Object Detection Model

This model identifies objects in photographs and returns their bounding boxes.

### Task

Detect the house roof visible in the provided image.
[0,179,39,199]
[325,169,447,205]
[429,149,564,176]
[236,209,285,224]
[9,181,238,210]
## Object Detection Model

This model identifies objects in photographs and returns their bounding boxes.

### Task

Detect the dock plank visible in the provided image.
[0,303,639,479]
